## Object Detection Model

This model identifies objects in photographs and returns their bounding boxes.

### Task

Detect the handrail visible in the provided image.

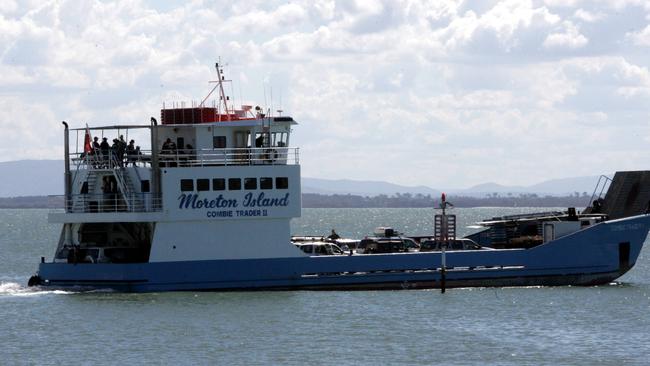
[587,175,612,208]
[111,160,133,211]
[57,193,162,213]
[70,147,300,169]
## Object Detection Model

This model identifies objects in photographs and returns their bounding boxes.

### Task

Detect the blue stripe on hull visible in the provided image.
[36,215,650,292]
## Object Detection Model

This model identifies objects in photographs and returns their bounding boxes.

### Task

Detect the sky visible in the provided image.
[1,0,650,189]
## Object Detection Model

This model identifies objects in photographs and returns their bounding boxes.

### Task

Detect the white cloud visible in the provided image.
[0,0,18,15]
[573,8,605,22]
[0,97,60,160]
[1,0,650,187]
[543,21,588,49]
[543,0,581,7]
[626,24,650,46]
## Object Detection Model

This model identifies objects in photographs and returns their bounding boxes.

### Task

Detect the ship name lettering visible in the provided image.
[178,193,238,209]
[207,210,234,218]
[242,192,289,207]
[236,209,264,217]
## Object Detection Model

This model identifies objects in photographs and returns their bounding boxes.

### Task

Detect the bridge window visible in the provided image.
[197,179,210,191]
[212,178,225,191]
[213,136,226,149]
[260,177,273,190]
[276,177,288,189]
[228,178,241,190]
[180,179,194,191]
[272,132,287,147]
[244,178,257,190]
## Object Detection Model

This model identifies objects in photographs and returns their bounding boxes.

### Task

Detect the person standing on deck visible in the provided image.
[111,139,120,167]
[92,136,101,167]
[126,140,136,166]
[328,229,341,240]
[117,135,127,167]
[100,137,110,168]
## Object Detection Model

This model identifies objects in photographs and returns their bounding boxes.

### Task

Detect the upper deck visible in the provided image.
[56,114,300,219]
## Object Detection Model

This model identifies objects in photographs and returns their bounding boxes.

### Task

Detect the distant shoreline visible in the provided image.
[0,193,590,209]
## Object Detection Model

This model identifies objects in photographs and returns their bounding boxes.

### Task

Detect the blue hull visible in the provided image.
[35,215,650,292]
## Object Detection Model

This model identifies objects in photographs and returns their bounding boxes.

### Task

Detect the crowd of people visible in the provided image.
[83,135,199,168]
[86,134,142,167]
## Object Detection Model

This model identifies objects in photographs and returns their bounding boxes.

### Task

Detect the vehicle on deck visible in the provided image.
[355,228,420,254]
[419,238,490,252]
[294,242,346,256]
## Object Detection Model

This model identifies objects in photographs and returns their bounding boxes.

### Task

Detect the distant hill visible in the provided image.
[302,177,440,197]
[447,175,604,197]
[0,159,605,199]
[528,175,604,195]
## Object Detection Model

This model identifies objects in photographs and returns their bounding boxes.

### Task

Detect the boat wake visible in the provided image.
[0,281,73,297]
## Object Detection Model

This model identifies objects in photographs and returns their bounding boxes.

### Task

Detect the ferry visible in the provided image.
[28,65,650,291]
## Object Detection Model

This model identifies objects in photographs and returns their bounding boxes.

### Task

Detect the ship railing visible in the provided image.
[69,147,299,169]
[158,147,299,167]
[587,175,612,208]
[57,193,163,214]
[70,151,154,170]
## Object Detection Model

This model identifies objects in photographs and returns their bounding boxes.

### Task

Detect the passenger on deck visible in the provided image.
[100,137,110,167]
[117,136,127,167]
[111,139,121,166]
[91,136,101,167]
[92,136,100,151]
[161,138,177,167]
[327,229,341,240]
[135,146,142,164]
[126,140,137,166]
[161,138,173,154]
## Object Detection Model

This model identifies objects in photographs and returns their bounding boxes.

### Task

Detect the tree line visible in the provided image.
[302,192,592,208]
[0,192,592,209]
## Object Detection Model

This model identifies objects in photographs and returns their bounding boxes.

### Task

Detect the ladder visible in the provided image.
[111,156,141,211]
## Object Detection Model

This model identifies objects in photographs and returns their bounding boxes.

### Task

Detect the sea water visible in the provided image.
[1,208,649,365]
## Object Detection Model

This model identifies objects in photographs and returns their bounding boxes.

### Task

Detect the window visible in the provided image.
[212,178,225,191]
[276,177,289,189]
[228,178,241,190]
[197,179,210,191]
[180,179,194,191]
[260,177,273,190]
[272,132,288,147]
[141,180,150,193]
[244,178,257,190]
[213,136,226,149]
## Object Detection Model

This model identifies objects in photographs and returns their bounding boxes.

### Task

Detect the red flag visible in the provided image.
[84,124,92,154]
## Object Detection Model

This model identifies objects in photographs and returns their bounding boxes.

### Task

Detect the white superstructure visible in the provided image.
[49,65,303,265]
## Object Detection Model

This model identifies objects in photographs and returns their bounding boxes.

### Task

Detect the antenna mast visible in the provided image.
[215,62,231,121]
[199,60,232,122]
